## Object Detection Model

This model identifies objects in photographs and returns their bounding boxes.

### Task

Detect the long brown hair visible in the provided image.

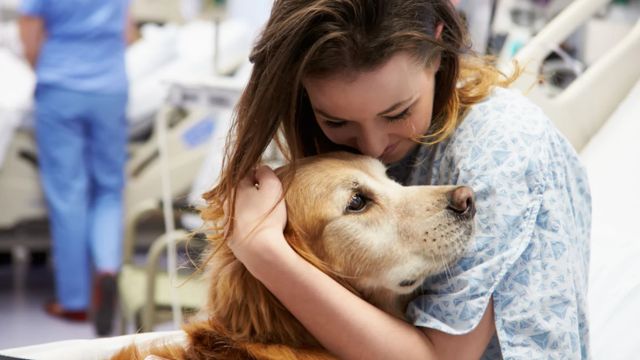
[202,0,515,228]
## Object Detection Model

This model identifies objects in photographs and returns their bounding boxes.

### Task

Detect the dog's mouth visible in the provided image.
[388,266,434,294]
[398,279,418,288]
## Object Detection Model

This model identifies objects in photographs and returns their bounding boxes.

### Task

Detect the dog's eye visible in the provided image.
[346,194,367,213]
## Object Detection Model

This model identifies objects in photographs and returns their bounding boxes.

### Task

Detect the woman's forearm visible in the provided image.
[244,236,437,360]
[18,16,45,69]
[125,12,137,45]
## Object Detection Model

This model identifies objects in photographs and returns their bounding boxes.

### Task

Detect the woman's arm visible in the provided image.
[125,11,138,45]
[230,166,496,360]
[250,238,495,360]
[18,15,45,69]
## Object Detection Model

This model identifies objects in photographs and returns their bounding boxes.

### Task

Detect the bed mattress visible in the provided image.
[581,77,640,360]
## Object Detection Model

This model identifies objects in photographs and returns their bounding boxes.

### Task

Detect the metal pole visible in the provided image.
[156,100,183,328]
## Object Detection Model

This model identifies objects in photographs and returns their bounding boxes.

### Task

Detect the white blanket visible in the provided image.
[581,78,640,360]
[0,330,185,360]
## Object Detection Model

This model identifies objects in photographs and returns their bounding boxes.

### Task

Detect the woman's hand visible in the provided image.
[226,165,289,268]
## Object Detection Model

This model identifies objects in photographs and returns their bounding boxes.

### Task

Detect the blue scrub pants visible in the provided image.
[34,85,127,310]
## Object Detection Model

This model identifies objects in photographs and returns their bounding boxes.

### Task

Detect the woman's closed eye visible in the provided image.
[324,119,347,128]
[323,106,412,128]
[383,106,412,122]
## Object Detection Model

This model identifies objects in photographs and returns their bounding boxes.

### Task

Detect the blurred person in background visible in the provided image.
[18,0,135,336]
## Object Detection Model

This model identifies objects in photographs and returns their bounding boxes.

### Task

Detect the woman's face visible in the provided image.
[303,52,439,164]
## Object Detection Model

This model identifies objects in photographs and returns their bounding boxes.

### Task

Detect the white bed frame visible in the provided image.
[508,0,640,151]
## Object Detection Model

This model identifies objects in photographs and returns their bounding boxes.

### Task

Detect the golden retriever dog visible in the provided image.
[112,151,476,360]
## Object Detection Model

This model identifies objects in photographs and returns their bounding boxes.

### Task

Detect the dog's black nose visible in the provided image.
[446,186,475,218]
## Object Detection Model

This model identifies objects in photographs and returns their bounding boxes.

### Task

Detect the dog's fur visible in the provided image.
[112,152,475,360]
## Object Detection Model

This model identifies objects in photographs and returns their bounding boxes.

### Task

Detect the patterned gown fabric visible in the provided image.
[387,87,591,359]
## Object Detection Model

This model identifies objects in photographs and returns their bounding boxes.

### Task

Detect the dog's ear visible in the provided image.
[282,225,336,279]
[283,224,326,270]
[282,223,309,257]
[284,223,362,297]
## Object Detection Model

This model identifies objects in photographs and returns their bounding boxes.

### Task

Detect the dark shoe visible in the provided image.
[44,301,88,322]
[93,273,117,336]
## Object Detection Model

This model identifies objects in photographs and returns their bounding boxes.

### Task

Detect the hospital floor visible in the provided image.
[0,253,99,349]
[0,220,175,350]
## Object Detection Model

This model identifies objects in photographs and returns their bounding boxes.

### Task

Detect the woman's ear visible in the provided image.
[432,53,442,73]
[432,23,444,72]
[435,22,444,40]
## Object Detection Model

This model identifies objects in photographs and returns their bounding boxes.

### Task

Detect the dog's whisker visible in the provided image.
[471,230,479,253]
[440,254,448,279]
[443,253,453,281]
[438,253,448,280]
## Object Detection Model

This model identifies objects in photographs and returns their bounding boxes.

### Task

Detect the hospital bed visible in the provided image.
[1,0,639,358]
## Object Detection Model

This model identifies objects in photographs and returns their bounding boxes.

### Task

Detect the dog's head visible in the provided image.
[280,151,475,296]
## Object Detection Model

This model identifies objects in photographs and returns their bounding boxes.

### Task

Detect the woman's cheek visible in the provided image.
[323,128,351,146]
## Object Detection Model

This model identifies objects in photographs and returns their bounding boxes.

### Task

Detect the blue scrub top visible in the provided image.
[20,0,130,94]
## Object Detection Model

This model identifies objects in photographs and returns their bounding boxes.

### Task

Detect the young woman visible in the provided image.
[206,0,591,358]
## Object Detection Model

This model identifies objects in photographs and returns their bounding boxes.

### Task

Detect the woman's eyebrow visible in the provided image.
[314,95,418,121]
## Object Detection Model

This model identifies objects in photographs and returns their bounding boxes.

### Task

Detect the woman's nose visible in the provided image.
[356,129,387,158]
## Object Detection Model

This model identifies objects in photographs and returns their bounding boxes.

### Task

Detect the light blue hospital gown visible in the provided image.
[387,87,591,359]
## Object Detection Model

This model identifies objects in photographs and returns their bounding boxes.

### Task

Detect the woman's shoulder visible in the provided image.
[441,87,554,166]
[458,87,552,139]
[426,87,567,192]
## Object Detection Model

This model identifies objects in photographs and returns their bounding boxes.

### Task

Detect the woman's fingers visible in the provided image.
[222,168,258,238]
[231,166,285,241]
[237,167,258,191]
[228,165,286,237]
[253,165,282,196]
[234,165,278,194]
